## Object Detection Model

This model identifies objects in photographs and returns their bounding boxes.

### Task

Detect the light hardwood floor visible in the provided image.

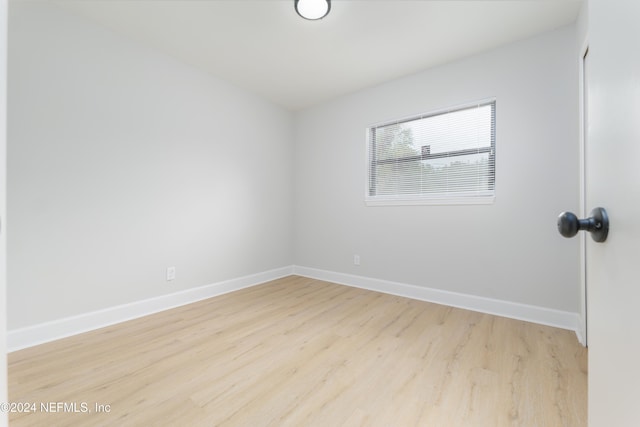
[8,276,587,426]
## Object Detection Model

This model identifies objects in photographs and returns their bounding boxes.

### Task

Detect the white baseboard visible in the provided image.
[9,265,583,352]
[8,266,294,352]
[293,266,582,340]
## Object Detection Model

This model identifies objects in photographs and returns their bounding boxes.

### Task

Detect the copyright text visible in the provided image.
[0,402,111,413]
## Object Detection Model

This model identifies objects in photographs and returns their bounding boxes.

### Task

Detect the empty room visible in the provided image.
[2,0,639,426]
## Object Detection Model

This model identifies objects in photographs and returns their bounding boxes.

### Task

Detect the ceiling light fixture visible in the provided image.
[295,0,331,21]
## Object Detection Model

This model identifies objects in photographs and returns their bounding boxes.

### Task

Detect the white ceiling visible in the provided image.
[55,0,583,111]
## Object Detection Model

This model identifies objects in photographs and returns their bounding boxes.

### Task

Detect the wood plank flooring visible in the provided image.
[8,276,587,426]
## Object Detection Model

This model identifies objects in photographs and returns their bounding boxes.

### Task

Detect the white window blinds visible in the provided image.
[367,100,496,205]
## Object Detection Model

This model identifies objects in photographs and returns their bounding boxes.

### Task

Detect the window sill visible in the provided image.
[364,195,495,206]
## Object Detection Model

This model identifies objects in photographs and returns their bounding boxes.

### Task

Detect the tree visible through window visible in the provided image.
[367,100,495,204]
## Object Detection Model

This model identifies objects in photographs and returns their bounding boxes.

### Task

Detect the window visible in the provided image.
[366,100,496,205]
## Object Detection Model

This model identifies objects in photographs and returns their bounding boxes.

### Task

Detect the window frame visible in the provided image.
[365,99,496,206]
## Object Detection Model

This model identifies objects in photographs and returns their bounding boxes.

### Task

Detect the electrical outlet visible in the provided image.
[354,255,360,266]
[166,266,176,281]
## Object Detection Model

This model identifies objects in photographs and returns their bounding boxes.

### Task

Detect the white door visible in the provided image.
[588,0,640,425]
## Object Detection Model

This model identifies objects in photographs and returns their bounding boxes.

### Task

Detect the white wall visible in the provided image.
[576,1,589,50]
[294,26,580,313]
[7,1,581,338]
[8,2,294,330]
[0,0,8,422]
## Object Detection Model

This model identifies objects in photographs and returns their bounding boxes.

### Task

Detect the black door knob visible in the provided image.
[557,207,609,242]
